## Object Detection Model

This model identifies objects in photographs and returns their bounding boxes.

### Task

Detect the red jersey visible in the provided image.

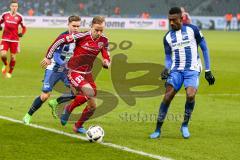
[237,14,240,21]
[182,12,191,24]
[225,13,233,22]
[0,11,26,42]
[46,31,110,73]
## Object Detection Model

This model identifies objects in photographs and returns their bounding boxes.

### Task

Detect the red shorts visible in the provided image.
[0,40,20,54]
[68,71,97,96]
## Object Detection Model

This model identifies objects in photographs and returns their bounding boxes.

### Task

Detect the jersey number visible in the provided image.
[75,75,84,84]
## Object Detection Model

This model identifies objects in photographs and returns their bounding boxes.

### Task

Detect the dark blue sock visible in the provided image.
[57,95,75,104]
[155,102,169,132]
[28,96,44,116]
[182,101,195,126]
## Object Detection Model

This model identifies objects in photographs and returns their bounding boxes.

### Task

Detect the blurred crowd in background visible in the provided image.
[0,0,240,18]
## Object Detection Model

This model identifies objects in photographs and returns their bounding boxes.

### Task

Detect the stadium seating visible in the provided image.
[0,0,239,17]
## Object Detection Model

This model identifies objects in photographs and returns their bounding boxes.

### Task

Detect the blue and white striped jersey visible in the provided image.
[46,31,75,72]
[164,24,206,72]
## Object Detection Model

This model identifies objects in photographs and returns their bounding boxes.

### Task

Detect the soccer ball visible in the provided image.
[86,125,104,143]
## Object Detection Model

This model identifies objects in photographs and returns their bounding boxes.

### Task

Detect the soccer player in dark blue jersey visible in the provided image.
[150,7,215,139]
[23,15,81,124]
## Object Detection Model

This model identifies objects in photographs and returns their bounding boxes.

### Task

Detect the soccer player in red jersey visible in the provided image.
[0,0,26,78]
[41,16,110,134]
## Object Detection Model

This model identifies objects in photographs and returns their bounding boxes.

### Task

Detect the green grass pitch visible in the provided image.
[0,28,240,160]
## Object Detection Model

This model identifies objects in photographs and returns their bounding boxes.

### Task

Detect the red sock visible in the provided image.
[75,106,95,128]
[8,59,16,74]
[66,95,88,113]
[1,56,7,66]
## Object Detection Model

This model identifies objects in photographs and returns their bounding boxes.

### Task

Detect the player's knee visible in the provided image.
[164,92,175,104]
[40,93,50,102]
[86,91,95,98]
[1,50,7,56]
[186,92,195,102]
[10,54,16,60]
[87,99,96,110]
[186,88,196,102]
[88,104,96,111]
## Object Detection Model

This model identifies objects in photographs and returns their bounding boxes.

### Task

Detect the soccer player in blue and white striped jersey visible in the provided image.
[150,7,215,139]
[22,16,81,124]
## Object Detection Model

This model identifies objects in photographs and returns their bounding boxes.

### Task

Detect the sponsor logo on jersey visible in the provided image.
[6,20,17,24]
[82,42,99,52]
[172,40,190,50]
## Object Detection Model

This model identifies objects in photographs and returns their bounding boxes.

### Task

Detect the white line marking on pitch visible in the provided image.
[0,115,173,160]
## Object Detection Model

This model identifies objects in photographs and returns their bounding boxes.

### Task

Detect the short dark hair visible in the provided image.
[68,15,81,23]
[92,16,105,25]
[11,0,18,4]
[169,7,182,15]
